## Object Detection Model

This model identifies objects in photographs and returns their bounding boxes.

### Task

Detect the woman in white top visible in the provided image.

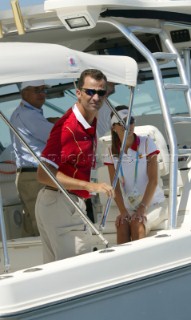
[104,105,167,244]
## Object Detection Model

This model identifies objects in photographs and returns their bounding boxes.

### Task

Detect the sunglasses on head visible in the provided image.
[81,88,107,97]
[123,116,135,125]
[117,117,135,126]
[130,116,135,124]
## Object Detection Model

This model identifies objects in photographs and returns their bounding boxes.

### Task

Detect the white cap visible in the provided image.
[20,80,49,91]
[111,109,129,126]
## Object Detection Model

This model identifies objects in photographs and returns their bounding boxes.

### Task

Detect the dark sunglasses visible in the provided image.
[124,116,135,125]
[118,117,135,126]
[81,88,107,97]
[130,116,135,124]
[28,88,48,94]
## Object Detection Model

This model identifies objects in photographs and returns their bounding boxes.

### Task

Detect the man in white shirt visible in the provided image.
[10,80,58,236]
[97,82,115,137]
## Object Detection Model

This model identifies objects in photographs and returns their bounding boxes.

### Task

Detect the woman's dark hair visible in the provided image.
[77,69,107,89]
[110,105,129,156]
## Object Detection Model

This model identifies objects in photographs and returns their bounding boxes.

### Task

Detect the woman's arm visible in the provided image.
[142,153,158,205]
[107,164,130,225]
[132,154,158,221]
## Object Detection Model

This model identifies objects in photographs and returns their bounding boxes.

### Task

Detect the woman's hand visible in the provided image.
[131,205,147,223]
[115,212,131,227]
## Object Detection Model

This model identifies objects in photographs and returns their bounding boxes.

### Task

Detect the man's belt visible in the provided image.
[17,167,37,173]
[44,185,58,191]
[44,186,86,201]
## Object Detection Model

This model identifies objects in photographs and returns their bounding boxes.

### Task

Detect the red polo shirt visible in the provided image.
[41,106,97,198]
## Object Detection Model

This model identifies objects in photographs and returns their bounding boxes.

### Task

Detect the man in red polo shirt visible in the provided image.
[35,69,114,263]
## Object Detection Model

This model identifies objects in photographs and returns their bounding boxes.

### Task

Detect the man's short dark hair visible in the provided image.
[77,69,107,89]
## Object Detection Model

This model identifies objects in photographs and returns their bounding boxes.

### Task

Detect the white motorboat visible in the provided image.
[0,0,191,319]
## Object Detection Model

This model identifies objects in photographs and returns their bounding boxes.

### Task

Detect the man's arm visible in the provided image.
[37,162,115,198]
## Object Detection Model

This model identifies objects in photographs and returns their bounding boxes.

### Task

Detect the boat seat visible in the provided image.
[134,126,185,198]
[0,144,20,206]
[134,125,169,176]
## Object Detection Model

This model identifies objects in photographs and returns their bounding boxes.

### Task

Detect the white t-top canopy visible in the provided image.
[45,0,191,12]
[0,42,138,87]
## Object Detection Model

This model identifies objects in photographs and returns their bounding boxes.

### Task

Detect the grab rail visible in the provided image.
[0,189,10,273]
[98,18,183,229]
[100,88,135,228]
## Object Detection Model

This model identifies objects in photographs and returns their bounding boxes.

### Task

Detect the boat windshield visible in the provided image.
[0,69,188,149]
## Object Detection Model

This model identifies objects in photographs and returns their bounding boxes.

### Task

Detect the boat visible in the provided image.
[0,0,191,318]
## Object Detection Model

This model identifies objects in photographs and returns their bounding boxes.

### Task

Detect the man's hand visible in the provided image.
[86,182,115,198]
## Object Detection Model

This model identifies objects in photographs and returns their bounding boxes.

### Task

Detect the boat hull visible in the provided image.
[1,229,191,319]
[1,263,191,320]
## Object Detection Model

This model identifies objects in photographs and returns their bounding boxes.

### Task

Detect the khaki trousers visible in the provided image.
[35,188,92,263]
[16,171,43,236]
